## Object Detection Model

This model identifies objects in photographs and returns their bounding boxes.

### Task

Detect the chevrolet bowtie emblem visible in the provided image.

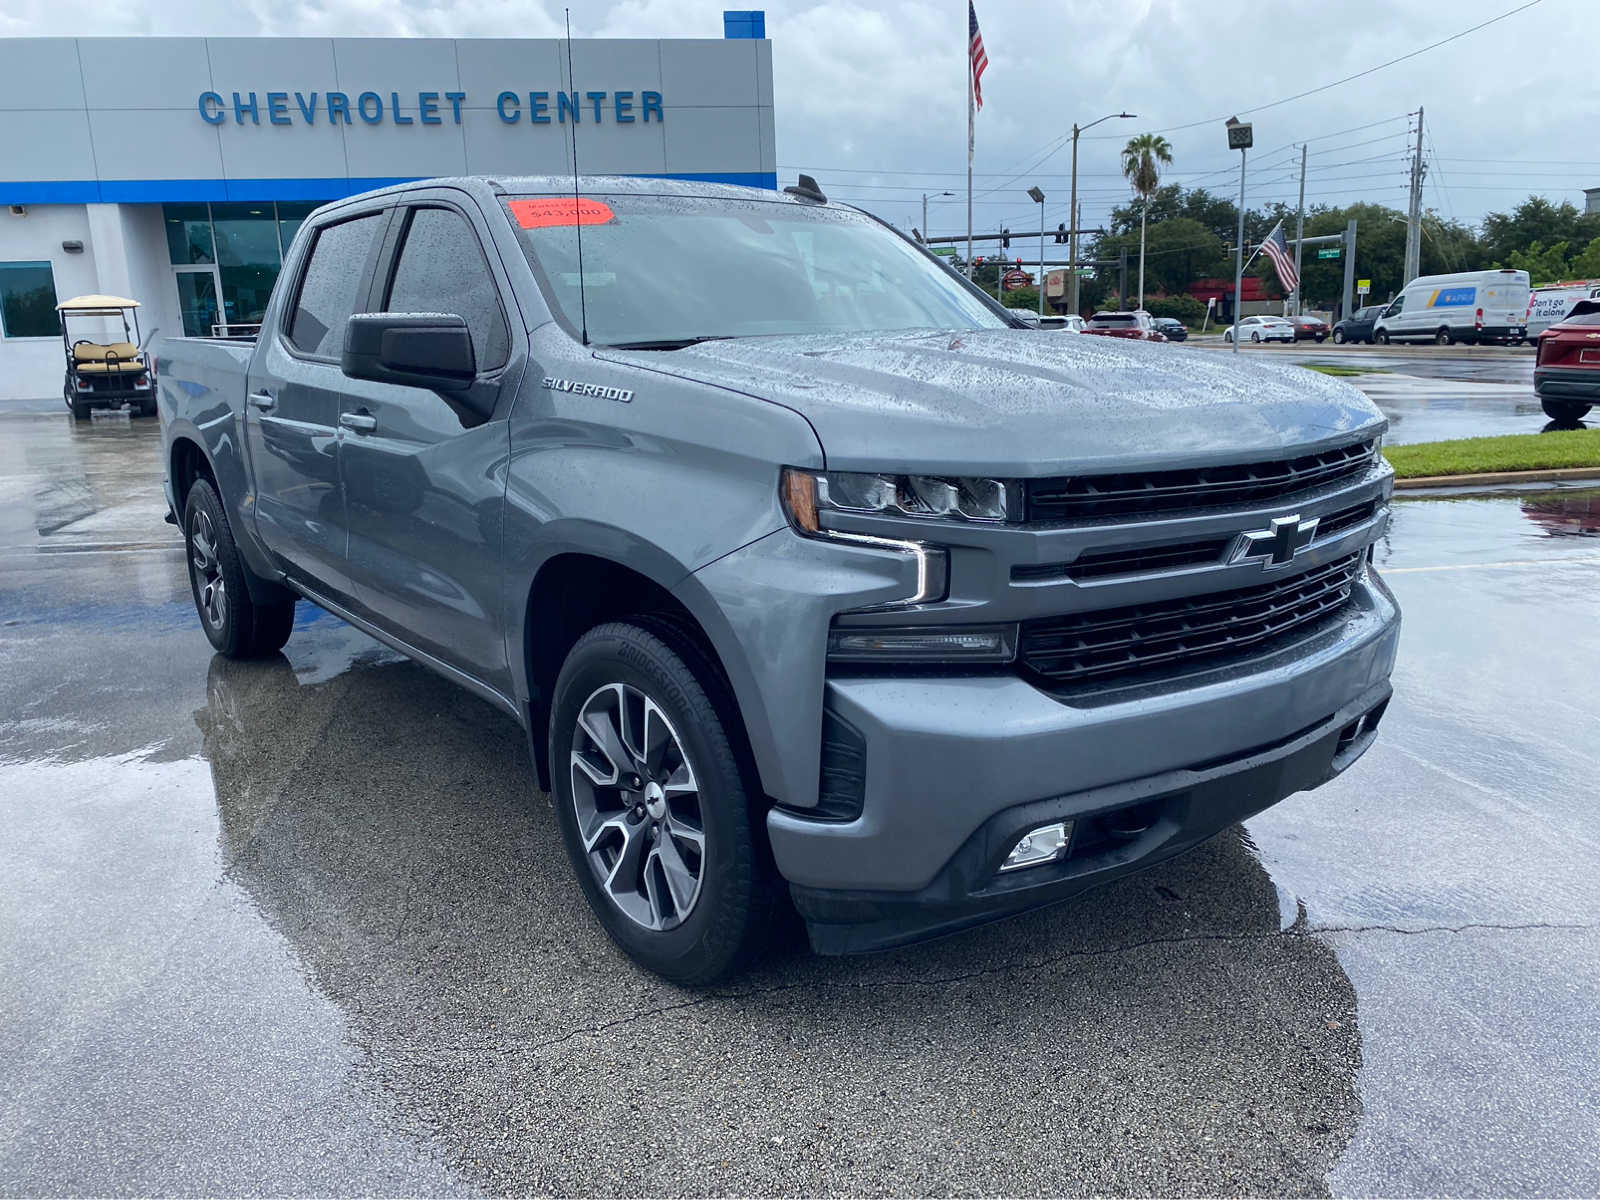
[1232,514,1319,570]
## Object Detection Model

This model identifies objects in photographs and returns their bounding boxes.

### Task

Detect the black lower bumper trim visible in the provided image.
[792,679,1392,955]
[1535,369,1600,402]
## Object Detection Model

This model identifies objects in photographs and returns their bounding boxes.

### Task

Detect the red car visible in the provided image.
[1290,315,1330,342]
[1534,299,1600,423]
[1084,311,1167,342]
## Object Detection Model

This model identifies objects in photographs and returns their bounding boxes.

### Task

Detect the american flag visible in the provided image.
[1261,221,1300,293]
[969,2,989,111]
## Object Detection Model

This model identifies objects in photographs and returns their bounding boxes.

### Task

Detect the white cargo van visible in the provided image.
[1373,268,1531,345]
[1527,280,1600,337]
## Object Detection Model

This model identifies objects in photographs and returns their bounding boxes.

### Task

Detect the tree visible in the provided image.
[1121,133,1173,310]
[1481,197,1600,267]
[1568,237,1600,281]
[1507,240,1573,285]
[1090,218,1227,298]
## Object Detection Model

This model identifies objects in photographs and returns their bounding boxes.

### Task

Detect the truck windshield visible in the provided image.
[506,193,1008,347]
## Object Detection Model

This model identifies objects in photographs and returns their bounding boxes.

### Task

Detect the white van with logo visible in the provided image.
[1527,280,1600,337]
[1374,269,1531,345]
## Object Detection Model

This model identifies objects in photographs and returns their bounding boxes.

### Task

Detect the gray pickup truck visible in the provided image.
[157,175,1399,983]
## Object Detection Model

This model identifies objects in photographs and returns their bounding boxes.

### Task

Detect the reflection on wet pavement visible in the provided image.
[3,412,1599,1194]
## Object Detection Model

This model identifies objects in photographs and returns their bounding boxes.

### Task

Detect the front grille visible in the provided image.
[1026,439,1376,524]
[1013,499,1382,585]
[1018,552,1363,690]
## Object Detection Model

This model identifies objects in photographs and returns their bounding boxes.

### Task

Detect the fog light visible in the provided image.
[826,624,1016,663]
[1000,820,1073,872]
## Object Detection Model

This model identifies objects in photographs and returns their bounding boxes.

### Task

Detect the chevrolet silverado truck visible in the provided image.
[156,176,1399,984]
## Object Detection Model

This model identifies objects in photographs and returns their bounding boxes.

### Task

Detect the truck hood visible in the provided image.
[599,328,1384,476]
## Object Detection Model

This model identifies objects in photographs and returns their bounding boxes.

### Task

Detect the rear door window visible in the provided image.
[286,213,384,358]
[385,206,510,372]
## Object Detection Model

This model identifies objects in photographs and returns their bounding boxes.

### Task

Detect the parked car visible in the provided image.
[1152,317,1188,342]
[156,175,1398,983]
[1224,316,1295,344]
[1373,268,1530,345]
[1060,313,1087,333]
[1534,298,1600,423]
[1290,315,1329,342]
[1084,310,1166,341]
[1332,305,1384,345]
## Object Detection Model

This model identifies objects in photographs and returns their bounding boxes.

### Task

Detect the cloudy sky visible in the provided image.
[4,0,1595,238]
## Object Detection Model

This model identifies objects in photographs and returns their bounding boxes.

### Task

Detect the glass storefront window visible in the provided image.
[164,204,215,265]
[0,261,62,338]
[276,202,319,258]
[210,203,283,326]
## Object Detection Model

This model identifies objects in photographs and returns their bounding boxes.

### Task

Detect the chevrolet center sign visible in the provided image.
[197,89,667,126]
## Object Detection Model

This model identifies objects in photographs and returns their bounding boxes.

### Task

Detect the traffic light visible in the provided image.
[975,255,984,265]
[1000,227,1011,249]
[912,227,924,243]
[1054,222,1067,244]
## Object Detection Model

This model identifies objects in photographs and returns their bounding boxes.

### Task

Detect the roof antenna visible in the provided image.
[564,8,589,347]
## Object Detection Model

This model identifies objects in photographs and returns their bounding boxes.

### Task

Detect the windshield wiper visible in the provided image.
[605,336,732,351]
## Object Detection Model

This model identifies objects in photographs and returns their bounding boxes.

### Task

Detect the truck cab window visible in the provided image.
[386,207,509,372]
[287,213,383,358]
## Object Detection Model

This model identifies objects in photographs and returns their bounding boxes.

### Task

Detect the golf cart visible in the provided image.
[58,294,155,420]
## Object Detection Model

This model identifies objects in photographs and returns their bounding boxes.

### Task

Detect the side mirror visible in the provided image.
[342,313,476,392]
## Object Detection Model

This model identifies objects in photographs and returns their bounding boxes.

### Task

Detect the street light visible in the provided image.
[1069,111,1136,315]
[1027,185,1046,317]
[922,191,955,243]
[1225,116,1253,355]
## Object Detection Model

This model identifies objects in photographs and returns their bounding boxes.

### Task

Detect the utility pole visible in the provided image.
[1342,217,1358,321]
[1293,143,1307,317]
[1028,186,1047,317]
[1403,107,1425,285]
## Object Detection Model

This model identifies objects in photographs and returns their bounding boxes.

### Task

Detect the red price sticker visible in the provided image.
[507,197,616,229]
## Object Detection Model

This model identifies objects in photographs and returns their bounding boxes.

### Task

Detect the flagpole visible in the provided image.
[966,19,974,280]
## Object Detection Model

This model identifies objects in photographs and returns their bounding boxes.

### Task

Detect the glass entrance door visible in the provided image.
[174,267,222,337]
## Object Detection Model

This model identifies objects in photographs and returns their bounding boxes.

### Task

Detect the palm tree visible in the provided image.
[1121,133,1173,310]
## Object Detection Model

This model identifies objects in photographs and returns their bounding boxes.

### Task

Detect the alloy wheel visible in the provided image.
[570,682,706,931]
[189,508,227,632]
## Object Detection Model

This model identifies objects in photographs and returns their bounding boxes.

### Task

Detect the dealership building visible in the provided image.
[0,13,774,400]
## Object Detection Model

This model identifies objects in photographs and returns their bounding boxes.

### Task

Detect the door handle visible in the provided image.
[339,411,377,433]
[247,391,276,411]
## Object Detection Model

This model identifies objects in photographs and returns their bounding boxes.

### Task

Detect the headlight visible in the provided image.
[781,467,1013,529]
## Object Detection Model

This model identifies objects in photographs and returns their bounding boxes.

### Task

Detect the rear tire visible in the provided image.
[1250,331,1261,343]
[1541,398,1593,424]
[550,621,776,985]
[1332,329,1347,345]
[184,478,295,658]
[1434,327,1452,346]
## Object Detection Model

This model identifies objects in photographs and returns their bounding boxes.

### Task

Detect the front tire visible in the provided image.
[1541,398,1593,423]
[1377,330,1391,345]
[184,478,295,658]
[550,621,775,985]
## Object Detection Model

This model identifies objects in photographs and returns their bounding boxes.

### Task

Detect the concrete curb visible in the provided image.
[1394,467,1600,490]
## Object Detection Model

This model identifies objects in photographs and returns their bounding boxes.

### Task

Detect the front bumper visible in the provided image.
[1535,366,1600,402]
[769,573,1400,954]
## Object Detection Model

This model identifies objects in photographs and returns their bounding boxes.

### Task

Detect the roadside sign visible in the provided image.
[930,246,956,258]
[1356,279,1371,295]
[1002,269,1033,291]
[1317,247,1342,260]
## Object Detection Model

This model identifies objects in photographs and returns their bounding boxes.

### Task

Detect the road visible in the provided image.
[1189,340,1547,446]
[2,410,1598,1196]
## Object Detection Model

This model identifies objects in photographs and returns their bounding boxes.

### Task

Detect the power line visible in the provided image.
[1079,1,1542,139]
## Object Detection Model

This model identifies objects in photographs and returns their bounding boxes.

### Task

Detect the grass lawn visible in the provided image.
[1303,364,1389,377]
[1385,428,1600,479]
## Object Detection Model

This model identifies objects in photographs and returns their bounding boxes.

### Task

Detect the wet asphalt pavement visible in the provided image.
[1192,341,1545,446]
[3,408,1599,1196]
